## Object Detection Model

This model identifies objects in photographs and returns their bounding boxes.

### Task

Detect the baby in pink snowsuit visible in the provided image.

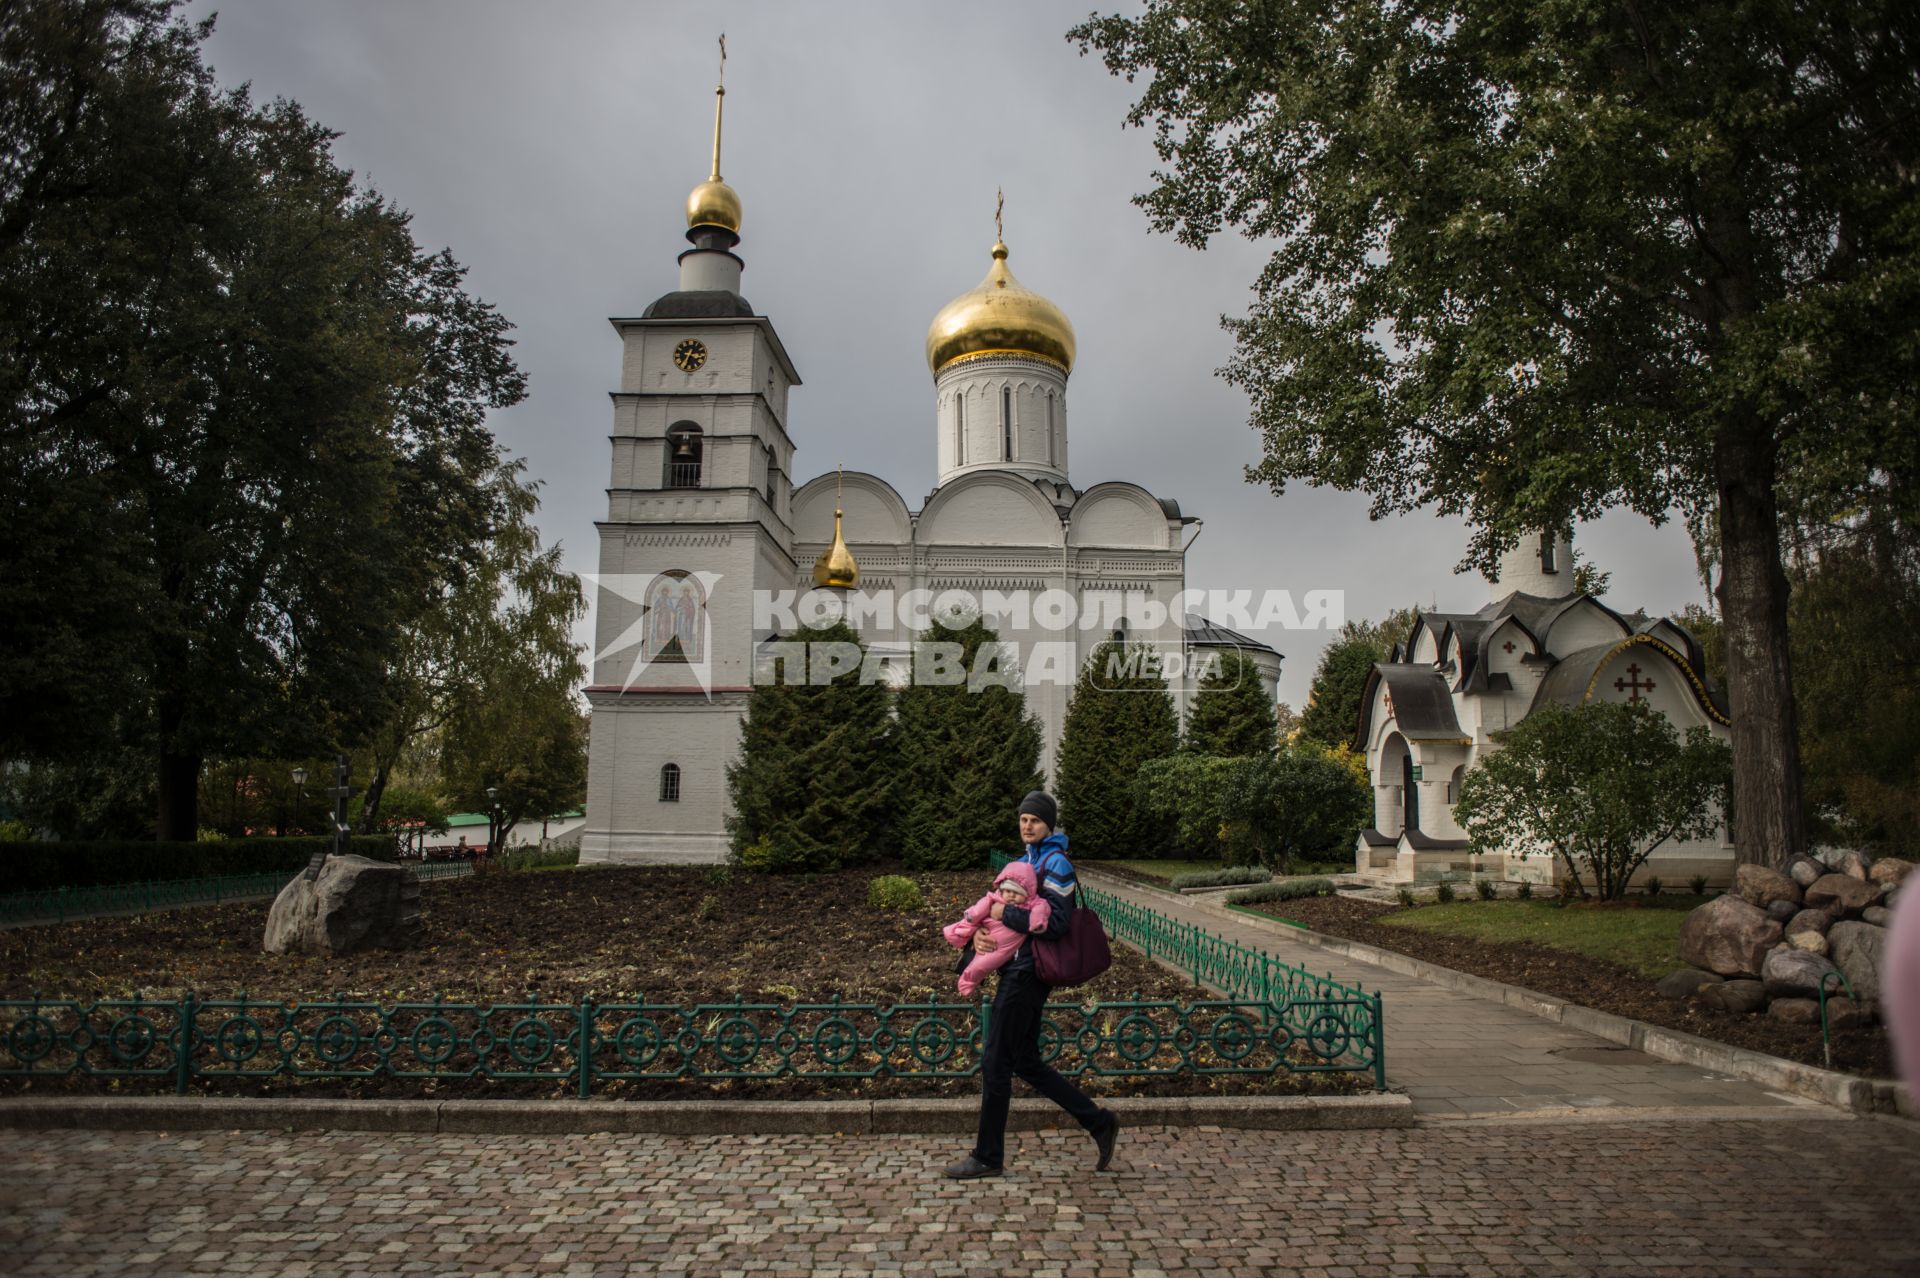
[943,861,1052,997]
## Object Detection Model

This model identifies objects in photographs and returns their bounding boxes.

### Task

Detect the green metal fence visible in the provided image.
[0,862,474,927]
[0,988,1379,1095]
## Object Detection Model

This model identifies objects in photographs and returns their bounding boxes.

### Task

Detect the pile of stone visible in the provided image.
[1662,849,1906,1032]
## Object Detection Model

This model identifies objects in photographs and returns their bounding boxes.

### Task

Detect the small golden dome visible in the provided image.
[813,507,859,589]
[926,241,1076,376]
[687,177,742,234]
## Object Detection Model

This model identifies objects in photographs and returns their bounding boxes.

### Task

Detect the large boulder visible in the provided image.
[1655,968,1724,1001]
[1824,848,1873,880]
[1734,864,1802,910]
[1678,896,1784,978]
[1828,921,1887,1004]
[1761,946,1842,999]
[1804,873,1881,916]
[1701,980,1767,1015]
[1786,857,1827,889]
[1785,907,1834,938]
[1869,857,1913,889]
[264,855,424,956]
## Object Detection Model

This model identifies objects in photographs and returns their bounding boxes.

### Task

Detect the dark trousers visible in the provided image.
[972,965,1105,1167]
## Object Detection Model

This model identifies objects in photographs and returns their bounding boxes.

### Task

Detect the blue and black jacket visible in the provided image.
[998,831,1076,975]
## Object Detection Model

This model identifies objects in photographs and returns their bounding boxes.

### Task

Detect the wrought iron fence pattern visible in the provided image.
[0,862,473,927]
[0,990,1379,1095]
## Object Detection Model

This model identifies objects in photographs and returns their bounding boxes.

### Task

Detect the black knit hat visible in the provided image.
[1016,790,1058,831]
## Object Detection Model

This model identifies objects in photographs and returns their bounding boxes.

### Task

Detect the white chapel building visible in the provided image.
[580,85,1278,864]
[1352,529,1735,887]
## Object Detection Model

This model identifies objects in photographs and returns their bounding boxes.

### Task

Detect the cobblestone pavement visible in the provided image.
[1083,873,1800,1116]
[5,1115,1917,1276]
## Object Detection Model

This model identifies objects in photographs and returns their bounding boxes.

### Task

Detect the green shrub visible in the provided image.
[1227,876,1336,905]
[1689,874,1708,896]
[1643,876,1663,897]
[0,835,396,892]
[1435,881,1456,904]
[1516,881,1534,901]
[1396,886,1416,907]
[1171,864,1272,890]
[867,875,924,911]
[697,893,721,922]
[491,845,579,873]
[1475,879,1498,900]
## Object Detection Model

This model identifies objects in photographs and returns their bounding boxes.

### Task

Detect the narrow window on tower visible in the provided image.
[660,763,681,802]
[956,390,964,465]
[1540,531,1557,574]
[1047,393,1055,465]
[1002,386,1013,461]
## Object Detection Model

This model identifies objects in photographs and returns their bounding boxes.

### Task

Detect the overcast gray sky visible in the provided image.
[185,0,1708,708]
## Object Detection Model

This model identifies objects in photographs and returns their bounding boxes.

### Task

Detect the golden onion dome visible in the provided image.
[812,507,860,589]
[926,241,1076,376]
[686,176,742,234]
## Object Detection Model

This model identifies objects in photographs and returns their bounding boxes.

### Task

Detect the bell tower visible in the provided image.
[581,43,801,864]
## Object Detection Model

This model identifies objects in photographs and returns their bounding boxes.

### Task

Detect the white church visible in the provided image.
[1352,529,1736,888]
[580,82,1278,864]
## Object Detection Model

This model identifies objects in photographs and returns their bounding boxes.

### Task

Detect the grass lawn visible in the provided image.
[1086,859,1229,882]
[1377,895,1699,978]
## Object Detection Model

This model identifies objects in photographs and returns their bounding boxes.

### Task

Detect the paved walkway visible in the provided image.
[5,1116,1917,1276]
[1081,872,1802,1117]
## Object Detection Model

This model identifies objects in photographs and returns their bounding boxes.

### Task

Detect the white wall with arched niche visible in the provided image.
[790,471,914,546]
[1067,482,1173,550]
[917,471,1063,547]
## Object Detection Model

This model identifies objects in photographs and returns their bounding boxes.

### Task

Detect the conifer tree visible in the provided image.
[1184,650,1276,757]
[1054,641,1179,858]
[726,620,892,872]
[894,619,1045,871]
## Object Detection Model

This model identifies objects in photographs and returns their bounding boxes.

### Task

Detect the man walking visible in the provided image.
[944,790,1120,1179]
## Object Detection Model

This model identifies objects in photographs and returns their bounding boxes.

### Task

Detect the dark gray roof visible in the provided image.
[1182,614,1280,657]
[642,290,756,319]
[1371,664,1469,742]
[1531,637,1731,723]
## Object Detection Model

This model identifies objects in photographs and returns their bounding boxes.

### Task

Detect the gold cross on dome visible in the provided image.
[995,188,1004,243]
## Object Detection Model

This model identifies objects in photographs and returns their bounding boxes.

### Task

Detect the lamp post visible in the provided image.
[486,785,500,859]
[288,766,307,839]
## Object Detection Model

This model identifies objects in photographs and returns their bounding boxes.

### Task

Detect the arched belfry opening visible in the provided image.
[665,422,704,488]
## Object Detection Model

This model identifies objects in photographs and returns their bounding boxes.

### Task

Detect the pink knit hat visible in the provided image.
[994,861,1039,901]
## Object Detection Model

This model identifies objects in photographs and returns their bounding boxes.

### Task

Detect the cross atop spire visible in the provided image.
[995,187,1004,244]
[710,34,728,180]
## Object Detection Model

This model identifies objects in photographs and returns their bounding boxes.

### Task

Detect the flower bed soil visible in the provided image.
[1236,893,1892,1079]
[0,865,1366,1101]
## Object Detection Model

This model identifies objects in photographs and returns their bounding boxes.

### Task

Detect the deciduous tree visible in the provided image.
[1454,701,1733,899]
[0,1,524,838]
[1072,1,1920,867]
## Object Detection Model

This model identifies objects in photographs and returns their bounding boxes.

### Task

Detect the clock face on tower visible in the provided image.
[672,338,708,373]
